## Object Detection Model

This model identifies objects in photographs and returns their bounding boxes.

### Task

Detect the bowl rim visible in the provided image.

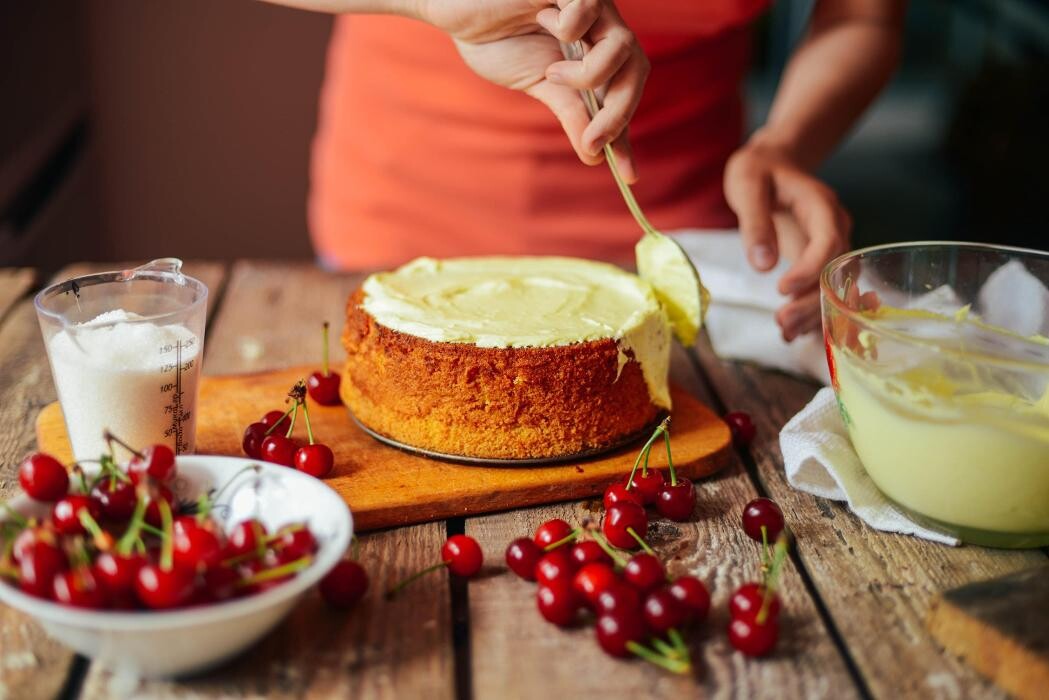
[820,240,1049,369]
[0,455,352,630]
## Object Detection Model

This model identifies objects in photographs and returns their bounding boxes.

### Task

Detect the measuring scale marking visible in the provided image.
[161,337,195,454]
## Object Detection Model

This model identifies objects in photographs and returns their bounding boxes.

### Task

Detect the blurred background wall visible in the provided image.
[1,0,1046,275]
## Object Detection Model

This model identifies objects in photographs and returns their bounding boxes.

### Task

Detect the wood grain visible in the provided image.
[928,565,1049,700]
[0,268,34,320]
[465,347,861,700]
[692,336,1048,699]
[80,262,456,699]
[37,368,731,531]
[0,263,223,700]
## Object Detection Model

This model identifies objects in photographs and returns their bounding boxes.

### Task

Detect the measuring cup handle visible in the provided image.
[120,258,186,283]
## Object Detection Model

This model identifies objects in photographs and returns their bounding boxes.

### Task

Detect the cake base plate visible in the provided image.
[35,365,732,531]
[348,412,668,466]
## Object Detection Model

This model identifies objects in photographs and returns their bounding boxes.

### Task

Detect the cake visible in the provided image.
[340,256,686,459]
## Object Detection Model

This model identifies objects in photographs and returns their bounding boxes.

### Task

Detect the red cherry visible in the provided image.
[724,411,756,447]
[295,444,334,478]
[533,519,573,549]
[172,517,224,572]
[603,482,643,510]
[730,582,782,621]
[741,498,785,543]
[242,422,269,459]
[572,562,618,609]
[261,435,297,467]
[595,609,646,658]
[52,495,101,535]
[18,541,67,598]
[729,616,779,657]
[505,537,542,581]
[629,469,665,505]
[144,485,176,527]
[91,478,137,521]
[669,576,710,624]
[656,480,696,522]
[534,548,578,586]
[320,559,369,608]
[135,563,195,609]
[642,586,688,633]
[18,453,69,501]
[275,525,318,561]
[307,372,342,406]
[226,519,268,559]
[203,564,239,602]
[52,568,107,609]
[595,581,642,616]
[536,580,580,627]
[93,552,146,596]
[602,502,648,550]
[569,540,612,568]
[128,444,177,484]
[12,525,56,562]
[623,553,664,594]
[261,410,290,430]
[441,535,483,577]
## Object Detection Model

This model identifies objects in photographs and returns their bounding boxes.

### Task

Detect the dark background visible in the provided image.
[2,0,1047,275]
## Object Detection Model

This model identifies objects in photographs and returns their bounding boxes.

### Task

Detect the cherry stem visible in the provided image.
[652,637,677,658]
[1,504,28,528]
[663,431,677,486]
[627,527,654,556]
[263,404,296,438]
[322,321,331,376]
[625,419,668,488]
[78,510,112,551]
[104,431,144,460]
[591,531,629,568]
[158,499,175,571]
[385,561,447,599]
[116,496,148,556]
[626,640,690,674]
[757,536,790,625]
[285,400,300,439]
[237,555,313,587]
[72,465,89,495]
[254,521,268,560]
[140,523,165,538]
[301,396,316,446]
[668,628,688,658]
[760,525,770,572]
[542,528,581,552]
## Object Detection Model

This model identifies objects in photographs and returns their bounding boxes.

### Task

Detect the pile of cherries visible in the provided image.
[729,497,787,657]
[242,381,335,478]
[1,442,336,610]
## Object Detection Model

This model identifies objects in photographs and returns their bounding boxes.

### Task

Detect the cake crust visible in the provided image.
[341,289,660,459]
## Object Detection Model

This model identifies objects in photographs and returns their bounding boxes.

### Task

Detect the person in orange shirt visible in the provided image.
[262,0,905,340]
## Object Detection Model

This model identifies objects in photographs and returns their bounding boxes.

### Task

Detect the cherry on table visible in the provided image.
[18,453,69,502]
[571,562,618,609]
[261,410,291,430]
[533,519,573,549]
[128,444,177,484]
[295,444,334,478]
[669,575,710,624]
[724,411,756,447]
[505,537,542,581]
[307,322,342,406]
[595,581,642,616]
[742,498,785,543]
[595,608,647,658]
[656,480,696,522]
[730,582,781,622]
[602,502,648,550]
[442,534,483,577]
[261,435,298,467]
[534,548,577,586]
[52,568,107,609]
[537,579,580,627]
[52,495,101,536]
[623,553,664,594]
[570,540,612,568]
[728,615,779,657]
[603,482,643,510]
[242,422,269,459]
[629,469,665,505]
[320,559,369,608]
[642,586,688,633]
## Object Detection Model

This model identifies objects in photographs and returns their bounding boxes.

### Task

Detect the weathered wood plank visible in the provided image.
[0,268,34,320]
[0,262,223,700]
[81,262,456,699]
[465,346,861,700]
[692,337,1047,699]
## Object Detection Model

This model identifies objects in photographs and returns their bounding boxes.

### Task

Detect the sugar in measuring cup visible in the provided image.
[35,259,208,462]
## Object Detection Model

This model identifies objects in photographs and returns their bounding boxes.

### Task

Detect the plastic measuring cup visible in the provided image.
[34,259,208,462]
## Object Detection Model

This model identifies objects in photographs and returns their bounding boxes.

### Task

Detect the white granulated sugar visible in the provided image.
[47,309,201,461]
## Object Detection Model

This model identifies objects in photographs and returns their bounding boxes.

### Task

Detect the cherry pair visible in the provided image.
[242,381,335,478]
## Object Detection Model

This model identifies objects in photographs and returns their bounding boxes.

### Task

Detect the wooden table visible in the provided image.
[0,261,1044,700]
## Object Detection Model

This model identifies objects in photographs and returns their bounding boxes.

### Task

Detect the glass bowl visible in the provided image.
[820,242,1049,548]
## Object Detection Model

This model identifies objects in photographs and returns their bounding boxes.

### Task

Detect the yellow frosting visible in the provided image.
[635,232,708,345]
[361,256,672,408]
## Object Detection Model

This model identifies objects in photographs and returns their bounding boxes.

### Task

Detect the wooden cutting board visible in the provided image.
[928,566,1049,700]
[35,366,731,531]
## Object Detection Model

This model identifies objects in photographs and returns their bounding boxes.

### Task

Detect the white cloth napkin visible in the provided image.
[670,230,966,544]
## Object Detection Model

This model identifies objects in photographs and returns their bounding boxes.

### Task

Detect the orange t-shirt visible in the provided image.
[309,1,769,269]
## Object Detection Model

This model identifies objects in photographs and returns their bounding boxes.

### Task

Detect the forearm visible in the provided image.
[752,0,906,170]
[256,0,421,18]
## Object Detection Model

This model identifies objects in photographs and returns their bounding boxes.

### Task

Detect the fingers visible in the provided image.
[535,0,602,43]
[776,173,851,296]
[776,288,822,342]
[526,80,605,167]
[724,152,778,272]
[544,30,633,90]
[608,128,638,183]
[579,52,647,158]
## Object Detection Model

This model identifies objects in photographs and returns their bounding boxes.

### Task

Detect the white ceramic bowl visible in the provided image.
[0,455,353,678]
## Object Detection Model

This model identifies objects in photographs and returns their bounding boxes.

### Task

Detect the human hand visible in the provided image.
[724,138,852,342]
[421,0,649,182]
